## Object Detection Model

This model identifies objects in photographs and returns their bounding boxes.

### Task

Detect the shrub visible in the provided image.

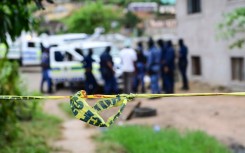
[0,61,39,146]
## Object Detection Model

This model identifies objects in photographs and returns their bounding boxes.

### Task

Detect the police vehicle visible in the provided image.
[49,41,122,91]
[0,33,42,66]
[0,33,89,66]
[40,33,88,47]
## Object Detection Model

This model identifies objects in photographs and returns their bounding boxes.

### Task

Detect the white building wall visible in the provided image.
[176,0,245,90]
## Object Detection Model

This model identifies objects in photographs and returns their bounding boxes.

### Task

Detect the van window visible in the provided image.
[54,51,64,62]
[64,52,74,61]
[28,42,35,48]
[54,51,77,62]
[75,48,84,57]
[75,46,119,59]
[83,47,108,57]
[50,44,58,48]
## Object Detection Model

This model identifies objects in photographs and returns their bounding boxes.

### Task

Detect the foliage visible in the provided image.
[0,61,41,145]
[218,7,245,49]
[0,61,23,141]
[0,0,53,46]
[0,1,60,152]
[0,62,61,152]
[0,0,53,145]
[122,11,141,29]
[103,0,164,6]
[64,2,122,34]
[59,102,74,118]
[97,126,231,153]
[82,0,175,6]
[0,110,62,153]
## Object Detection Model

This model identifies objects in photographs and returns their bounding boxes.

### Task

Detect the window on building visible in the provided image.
[231,57,244,81]
[191,56,202,76]
[187,0,202,14]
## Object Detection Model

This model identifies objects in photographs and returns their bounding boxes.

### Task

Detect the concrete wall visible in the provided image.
[176,0,245,90]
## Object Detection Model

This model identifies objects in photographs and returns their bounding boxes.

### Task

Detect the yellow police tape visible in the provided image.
[1,90,245,127]
[70,90,132,127]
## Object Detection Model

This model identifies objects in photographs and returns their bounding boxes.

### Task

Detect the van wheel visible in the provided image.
[52,84,56,93]
[18,57,23,66]
[55,82,65,91]
[18,59,22,66]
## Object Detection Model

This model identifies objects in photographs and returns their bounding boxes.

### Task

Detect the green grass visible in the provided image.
[96,126,231,153]
[59,102,74,118]
[0,111,62,153]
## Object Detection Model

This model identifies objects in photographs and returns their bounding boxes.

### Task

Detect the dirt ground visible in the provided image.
[22,67,97,153]
[21,67,245,153]
[96,82,245,148]
[121,96,245,146]
[44,94,97,153]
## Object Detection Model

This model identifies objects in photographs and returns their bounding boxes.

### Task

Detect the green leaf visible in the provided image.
[217,7,245,49]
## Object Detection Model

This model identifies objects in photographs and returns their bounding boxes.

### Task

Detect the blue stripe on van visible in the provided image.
[23,51,38,55]
[54,77,84,82]
[23,57,40,60]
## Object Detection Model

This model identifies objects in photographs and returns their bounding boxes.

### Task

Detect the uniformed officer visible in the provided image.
[84,48,98,94]
[100,46,118,94]
[178,39,189,90]
[157,39,167,92]
[164,40,175,94]
[133,41,147,93]
[40,44,52,93]
[147,38,161,94]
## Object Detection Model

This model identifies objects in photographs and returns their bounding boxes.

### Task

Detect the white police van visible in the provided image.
[40,33,88,47]
[49,41,122,91]
[0,34,42,66]
[21,37,42,65]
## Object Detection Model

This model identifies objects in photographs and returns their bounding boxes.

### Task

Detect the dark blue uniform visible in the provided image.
[178,44,189,90]
[84,54,97,94]
[133,48,147,93]
[164,42,175,94]
[40,50,52,93]
[100,51,118,94]
[159,43,167,92]
[147,46,161,94]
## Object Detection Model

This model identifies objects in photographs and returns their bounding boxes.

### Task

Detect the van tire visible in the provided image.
[18,59,23,66]
[51,80,56,93]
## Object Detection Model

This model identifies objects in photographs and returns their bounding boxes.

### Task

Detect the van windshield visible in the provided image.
[75,46,119,58]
